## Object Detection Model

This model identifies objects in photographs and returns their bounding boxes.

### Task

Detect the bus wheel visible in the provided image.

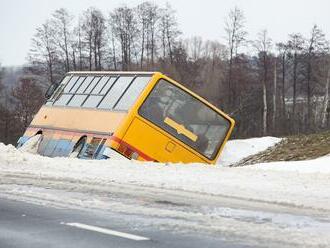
[69,137,86,158]
[19,134,43,154]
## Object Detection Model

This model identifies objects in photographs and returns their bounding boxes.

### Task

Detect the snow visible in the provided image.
[217,136,281,166]
[254,155,330,173]
[1,136,329,247]
[18,134,42,154]
[0,136,329,212]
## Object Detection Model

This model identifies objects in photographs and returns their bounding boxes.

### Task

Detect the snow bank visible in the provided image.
[254,155,330,173]
[0,140,329,211]
[218,136,281,166]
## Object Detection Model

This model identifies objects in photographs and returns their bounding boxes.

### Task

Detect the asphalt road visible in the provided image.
[0,198,248,248]
[1,172,329,247]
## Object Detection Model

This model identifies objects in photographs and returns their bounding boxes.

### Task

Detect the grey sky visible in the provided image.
[0,0,329,66]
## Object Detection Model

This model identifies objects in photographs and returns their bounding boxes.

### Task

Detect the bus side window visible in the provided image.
[99,77,117,95]
[63,76,79,93]
[85,77,101,93]
[53,94,72,106]
[114,76,151,111]
[91,76,111,94]
[76,76,94,93]
[70,77,86,93]
[98,77,134,110]
[83,95,103,108]
[68,95,88,107]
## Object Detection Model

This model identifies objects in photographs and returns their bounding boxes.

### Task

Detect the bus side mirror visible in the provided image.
[45,83,59,99]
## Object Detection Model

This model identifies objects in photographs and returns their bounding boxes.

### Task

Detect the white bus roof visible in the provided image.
[67,71,157,76]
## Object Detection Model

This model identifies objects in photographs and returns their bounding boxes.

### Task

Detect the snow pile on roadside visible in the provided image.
[254,155,330,173]
[0,141,329,211]
[218,136,281,166]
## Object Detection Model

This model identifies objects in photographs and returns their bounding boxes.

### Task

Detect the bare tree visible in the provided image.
[287,33,304,131]
[74,18,84,70]
[93,10,106,70]
[81,7,106,70]
[276,42,289,120]
[29,20,58,83]
[184,36,203,61]
[136,2,149,69]
[272,57,277,131]
[110,6,138,70]
[321,65,330,127]
[254,30,272,135]
[11,77,44,131]
[159,3,181,63]
[303,25,328,130]
[51,8,73,72]
[105,22,118,70]
[224,7,247,107]
[136,2,159,69]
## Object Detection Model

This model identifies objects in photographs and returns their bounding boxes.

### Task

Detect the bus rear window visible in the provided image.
[139,79,230,159]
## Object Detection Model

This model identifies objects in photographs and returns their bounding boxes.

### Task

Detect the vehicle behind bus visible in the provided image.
[17,71,235,164]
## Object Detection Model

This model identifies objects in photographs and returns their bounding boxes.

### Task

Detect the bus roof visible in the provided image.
[67,71,157,76]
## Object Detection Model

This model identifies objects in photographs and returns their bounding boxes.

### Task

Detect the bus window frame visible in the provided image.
[46,75,72,104]
[83,76,102,94]
[137,78,232,161]
[96,76,120,109]
[48,73,155,111]
[68,76,86,93]
[51,75,119,110]
[80,76,102,106]
[112,76,137,110]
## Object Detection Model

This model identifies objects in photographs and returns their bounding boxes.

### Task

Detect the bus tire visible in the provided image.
[19,133,43,154]
[69,137,86,158]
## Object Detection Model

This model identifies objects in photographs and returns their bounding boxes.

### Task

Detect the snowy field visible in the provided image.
[1,137,330,247]
[0,136,329,211]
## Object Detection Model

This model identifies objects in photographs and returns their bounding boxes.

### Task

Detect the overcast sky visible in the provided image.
[0,0,329,66]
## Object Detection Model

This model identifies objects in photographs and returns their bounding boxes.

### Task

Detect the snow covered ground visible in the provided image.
[217,136,281,165]
[1,136,330,247]
[0,136,329,211]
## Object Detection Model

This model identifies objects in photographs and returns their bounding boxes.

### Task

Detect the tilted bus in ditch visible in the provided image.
[17,71,235,164]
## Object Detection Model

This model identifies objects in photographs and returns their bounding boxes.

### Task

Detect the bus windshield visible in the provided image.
[139,79,230,159]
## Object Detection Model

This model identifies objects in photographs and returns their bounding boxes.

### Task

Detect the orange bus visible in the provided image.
[17,71,235,164]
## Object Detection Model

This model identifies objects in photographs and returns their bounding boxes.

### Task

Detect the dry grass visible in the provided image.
[235,131,330,166]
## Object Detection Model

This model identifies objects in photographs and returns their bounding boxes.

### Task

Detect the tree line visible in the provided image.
[0,65,43,144]
[1,3,330,145]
